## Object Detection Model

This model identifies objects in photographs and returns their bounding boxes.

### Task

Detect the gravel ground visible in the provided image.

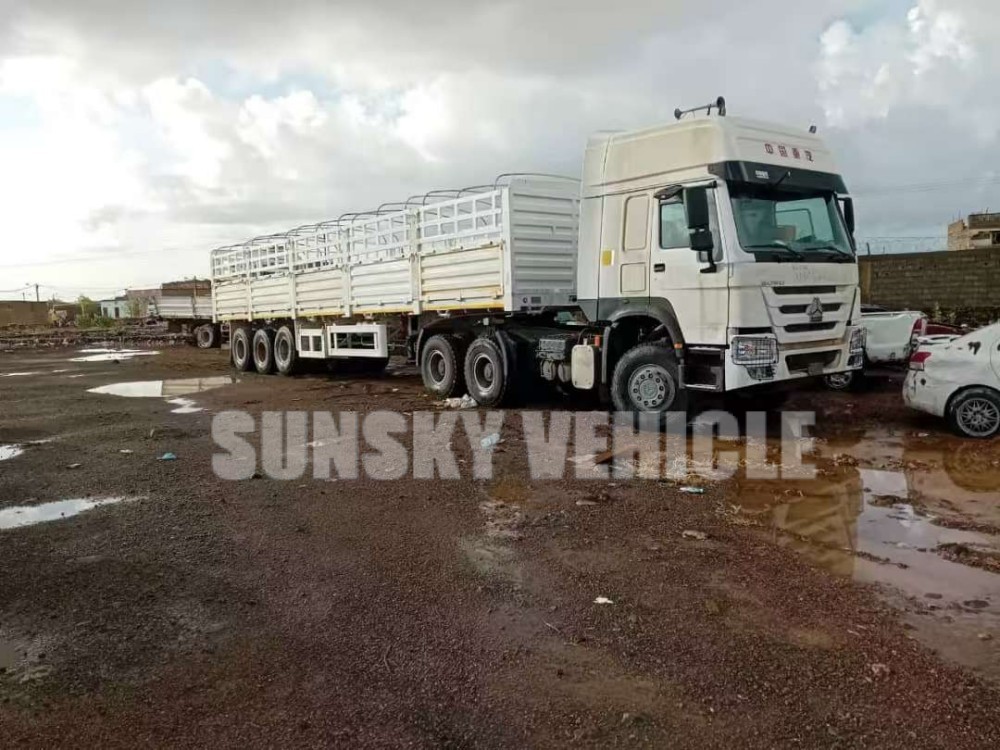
[1,345,999,748]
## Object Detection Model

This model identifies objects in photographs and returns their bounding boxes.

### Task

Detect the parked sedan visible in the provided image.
[904,322,1000,438]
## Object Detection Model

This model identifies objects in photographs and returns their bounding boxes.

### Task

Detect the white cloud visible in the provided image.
[0,0,999,295]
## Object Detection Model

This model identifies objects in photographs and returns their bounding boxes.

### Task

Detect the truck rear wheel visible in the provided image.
[195,323,219,349]
[611,343,686,415]
[252,328,276,374]
[464,336,510,407]
[231,327,254,372]
[274,325,298,376]
[421,334,465,397]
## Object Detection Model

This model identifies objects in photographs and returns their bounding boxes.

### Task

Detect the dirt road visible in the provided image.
[2,345,999,748]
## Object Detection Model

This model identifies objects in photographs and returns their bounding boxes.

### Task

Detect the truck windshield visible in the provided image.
[729,185,854,262]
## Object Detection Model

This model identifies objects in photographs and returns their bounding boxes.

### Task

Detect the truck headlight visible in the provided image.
[731,336,777,365]
[849,327,866,354]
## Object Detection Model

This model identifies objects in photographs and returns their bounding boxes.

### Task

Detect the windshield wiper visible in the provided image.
[807,244,854,261]
[743,242,806,261]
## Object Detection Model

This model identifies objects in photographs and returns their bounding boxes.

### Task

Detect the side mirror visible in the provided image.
[842,197,855,236]
[683,186,714,254]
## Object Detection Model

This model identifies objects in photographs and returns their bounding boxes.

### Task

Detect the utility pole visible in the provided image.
[35,283,39,302]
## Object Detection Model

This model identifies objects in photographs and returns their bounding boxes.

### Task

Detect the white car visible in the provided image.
[904,322,1000,439]
[825,309,927,390]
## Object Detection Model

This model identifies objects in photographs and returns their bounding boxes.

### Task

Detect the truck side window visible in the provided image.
[659,201,689,249]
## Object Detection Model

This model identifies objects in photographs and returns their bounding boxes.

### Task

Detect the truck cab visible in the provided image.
[576,108,864,404]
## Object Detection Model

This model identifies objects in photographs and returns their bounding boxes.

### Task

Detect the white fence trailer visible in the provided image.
[211,98,865,413]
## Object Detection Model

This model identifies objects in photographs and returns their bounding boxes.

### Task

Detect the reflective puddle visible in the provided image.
[733,428,1000,679]
[87,376,236,413]
[70,349,160,363]
[0,444,25,461]
[0,371,42,377]
[0,496,136,530]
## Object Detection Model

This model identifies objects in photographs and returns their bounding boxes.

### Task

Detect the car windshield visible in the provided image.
[730,185,854,261]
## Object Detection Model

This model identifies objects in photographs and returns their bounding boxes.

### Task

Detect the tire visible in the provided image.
[274,325,299,376]
[252,328,276,374]
[231,326,254,372]
[824,369,864,391]
[464,336,510,407]
[195,323,219,349]
[421,334,466,397]
[611,342,687,414]
[947,387,1000,439]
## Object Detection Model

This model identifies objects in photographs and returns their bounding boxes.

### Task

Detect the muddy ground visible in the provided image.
[1,344,999,748]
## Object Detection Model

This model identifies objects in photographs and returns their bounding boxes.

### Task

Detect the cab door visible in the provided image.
[648,187,729,345]
[597,192,652,305]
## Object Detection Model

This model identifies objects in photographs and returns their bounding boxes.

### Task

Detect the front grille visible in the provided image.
[786,350,839,374]
[785,322,837,333]
[771,285,838,295]
[779,303,842,314]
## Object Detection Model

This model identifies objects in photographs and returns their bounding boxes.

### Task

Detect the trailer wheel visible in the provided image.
[421,334,466,397]
[464,336,510,407]
[195,323,219,349]
[274,325,298,376]
[611,342,686,415]
[231,327,254,372]
[252,328,276,374]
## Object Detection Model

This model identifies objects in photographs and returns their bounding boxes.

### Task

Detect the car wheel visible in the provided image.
[231,327,254,372]
[252,328,276,374]
[611,343,687,415]
[421,334,465,397]
[947,387,1000,439]
[463,336,509,407]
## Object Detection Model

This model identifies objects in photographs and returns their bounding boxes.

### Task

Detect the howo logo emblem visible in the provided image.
[806,297,824,323]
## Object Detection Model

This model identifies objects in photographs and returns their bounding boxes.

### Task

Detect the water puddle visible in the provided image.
[0,496,136,530]
[733,429,1000,679]
[0,371,41,377]
[0,444,25,461]
[87,376,236,413]
[69,349,159,363]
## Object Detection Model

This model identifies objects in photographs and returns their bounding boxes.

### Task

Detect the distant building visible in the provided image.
[948,212,1000,251]
[99,296,130,319]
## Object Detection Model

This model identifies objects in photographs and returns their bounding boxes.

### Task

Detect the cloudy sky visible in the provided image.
[1,0,998,300]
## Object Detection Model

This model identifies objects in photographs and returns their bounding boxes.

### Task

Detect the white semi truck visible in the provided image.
[210,99,864,413]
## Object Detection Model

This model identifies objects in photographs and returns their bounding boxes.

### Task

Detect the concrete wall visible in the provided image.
[859,248,1000,323]
[0,301,50,327]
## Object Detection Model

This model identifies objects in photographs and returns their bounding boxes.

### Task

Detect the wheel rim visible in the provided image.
[427,350,447,384]
[826,373,852,389]
[627,364,674,411]
[472,352,496,392]
[235,337,246,362]
[957,398,1000,437]
[255,340,267,362]
[198,329,210,345]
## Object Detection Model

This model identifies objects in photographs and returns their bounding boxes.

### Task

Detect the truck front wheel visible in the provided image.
[611,343,686,414]
[421,334,466,397]
[231,327,254,372]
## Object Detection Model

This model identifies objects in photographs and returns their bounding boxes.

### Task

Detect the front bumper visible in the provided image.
[724,327,864,392]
